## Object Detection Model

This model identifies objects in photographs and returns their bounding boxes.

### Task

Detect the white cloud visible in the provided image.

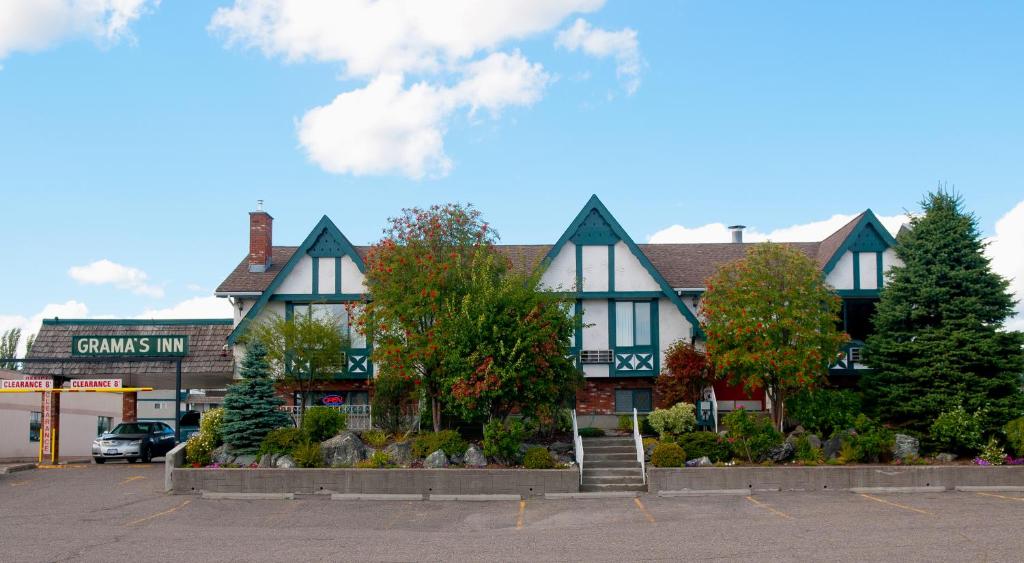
[0,301,89,357]
[298,51,549,179]
[210,0,608,178]
[68,259,164,298]
[647,213,910,244]
[987,200,1024,331]
[0,0,157,60]
[556,18,642,94]
[135,296,233,320]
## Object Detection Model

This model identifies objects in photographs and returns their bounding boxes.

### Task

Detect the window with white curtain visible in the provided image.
[616,301,652,347]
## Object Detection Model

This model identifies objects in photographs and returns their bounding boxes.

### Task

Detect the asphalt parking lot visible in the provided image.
[2,463,1023,562]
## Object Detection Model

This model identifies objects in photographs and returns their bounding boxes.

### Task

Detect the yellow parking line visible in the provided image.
[126,499,191,527]
[858,493,932,515]
[121,475,146,484]
[633,497,656,524]
[516,500,527,529]
[976,492,1024,503]
[8,480,31,486]
[745,496,793,519]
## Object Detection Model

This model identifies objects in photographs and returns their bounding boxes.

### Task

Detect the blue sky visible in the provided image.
[1,1,1022,340]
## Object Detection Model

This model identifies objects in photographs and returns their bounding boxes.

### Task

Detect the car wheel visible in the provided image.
[126,457,137,463]
[140,447,152,464]
[93,457,106,464]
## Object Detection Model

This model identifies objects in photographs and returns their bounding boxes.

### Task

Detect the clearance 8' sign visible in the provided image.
[71,335,189,357]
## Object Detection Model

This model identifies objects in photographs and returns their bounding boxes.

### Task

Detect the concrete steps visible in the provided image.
[581,436,646,493]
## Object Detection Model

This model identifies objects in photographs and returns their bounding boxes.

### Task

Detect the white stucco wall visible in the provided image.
[0,393,122,461]
[859,252,878,290]
[582,364,610,378]
[317,257,336,293]
[540,241,577,290]
[581,299,609,350]
[581,245,609,291]
[614,242,661,291]
[276,254,313,294]
[882,248,902,284]
[340,255,366,293]
[825,251,855,290]
[658,298,692,366]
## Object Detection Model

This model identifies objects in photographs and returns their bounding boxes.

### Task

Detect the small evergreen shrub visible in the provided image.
[523,447,555,469]
[259,427,301,456]
[930,406,985,456]
[676,431,731,463]
[650,443,687,467]
[794,435,825,464]
[844,415,895,463]
[292,441,323,468]
[412,430,469,459]
[577,427,605,438]
[722,409,782,463]
[647,402,697,440]
[1004,417,1024,457]
[787,388,861,437]
[362,429,389,449]
[301,407,348,443]
[482,419,526,463]
[220,342,292,454]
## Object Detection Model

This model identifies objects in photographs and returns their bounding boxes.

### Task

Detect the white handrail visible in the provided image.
[571,408,584,485]
[633,408,646,485]
[709,386,719,433]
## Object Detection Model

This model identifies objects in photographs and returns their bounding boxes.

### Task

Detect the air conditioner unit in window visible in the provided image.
[580,350,613,364]
[848,348,862,363]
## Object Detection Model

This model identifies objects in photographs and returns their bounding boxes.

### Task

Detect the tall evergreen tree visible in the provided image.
[221,341,292,454]
[862,190,1024,434]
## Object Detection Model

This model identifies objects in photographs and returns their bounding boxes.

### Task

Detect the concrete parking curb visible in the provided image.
[954,486,1024,492]
[657,489,750,497]
[0,463,37,475]
[428,494,521,501]
[332,494,425,501]
[849,486,947,494]
[201,492,295,500]
[544,492,640,499]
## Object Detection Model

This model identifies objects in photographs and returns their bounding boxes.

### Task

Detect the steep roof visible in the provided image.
[640,242,821,289]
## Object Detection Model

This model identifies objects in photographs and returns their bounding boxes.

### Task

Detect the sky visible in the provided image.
[1,1,1022,350]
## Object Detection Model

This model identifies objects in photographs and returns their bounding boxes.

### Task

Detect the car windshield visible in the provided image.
[109,423,154,435]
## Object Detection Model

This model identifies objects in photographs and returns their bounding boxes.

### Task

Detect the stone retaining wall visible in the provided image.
[648,465,1024,492]
[170,467,579,497]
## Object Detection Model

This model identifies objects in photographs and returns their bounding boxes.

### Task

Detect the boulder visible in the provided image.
[892,434,920,461]
[463,444,487,468]
[234,454,258,467]
[320,431,366,467]
[549,441,572,454]
[450,452,465,465]
[936,453,958,463]
[384,441,413,466]
[764,442,795,463]
[823,436,844,460]
[644,442,658,462]
[685,456,713,468]
[425,449,449,468]
[806,434,822,450]
[258,453,275,468]
[274,455,296,469]
[210,445,235,465]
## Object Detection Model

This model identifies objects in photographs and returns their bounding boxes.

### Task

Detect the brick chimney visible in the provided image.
[249,200,273,273]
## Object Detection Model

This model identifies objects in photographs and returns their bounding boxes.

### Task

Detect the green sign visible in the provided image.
[71,335,189,357]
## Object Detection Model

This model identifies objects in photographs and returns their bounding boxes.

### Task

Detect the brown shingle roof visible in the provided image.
[24,320,235,389]
[815,212,864,268]
[638,242,821,289]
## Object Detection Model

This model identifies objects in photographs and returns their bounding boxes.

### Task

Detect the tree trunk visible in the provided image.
[431,396,441,432]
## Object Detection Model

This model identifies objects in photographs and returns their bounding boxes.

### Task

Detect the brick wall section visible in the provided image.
[576,378,665,415]
[249,211,273,271]
[122,392,137,422]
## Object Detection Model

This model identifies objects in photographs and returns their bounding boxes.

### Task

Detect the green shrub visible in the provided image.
[259,427,301,456]
[185,431,216,466]
[617,415,633,432]
[676,431,731,463]
[650,443,687,467]
[578,427,605,438]
[794,435,824,465]
[523,446,555,469]
[1004,417,1024,457]
[787,389,861,437]
[979,437,1006,465]
[371,371,416,435]
[844,415,895,463]
[292,441,323,468]
[300,407,348,443]
[355,450,393,468]
[642,437,659,451]
[647,403,697,439]
[482,419,526,463]
[722,409,782,463]
[199,407,225,444]
[412,430,469,459]
[930,406,985,456]
[362,429,389,449]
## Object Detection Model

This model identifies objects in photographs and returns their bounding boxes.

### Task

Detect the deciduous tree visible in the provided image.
[656,340,717,405]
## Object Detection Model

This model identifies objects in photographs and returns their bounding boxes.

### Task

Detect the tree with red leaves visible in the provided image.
[656,340,717,406]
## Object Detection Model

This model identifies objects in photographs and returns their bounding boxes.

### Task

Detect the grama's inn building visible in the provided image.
[216,195,900,427]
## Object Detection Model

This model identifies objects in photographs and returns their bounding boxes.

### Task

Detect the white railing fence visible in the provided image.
[632,408,646,485]
[279,404,372,431]
[571,408,584,485]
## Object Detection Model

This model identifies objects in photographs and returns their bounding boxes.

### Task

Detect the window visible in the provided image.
[97,416,113,436]
[153,402,162,410]
[615,301,652,347]
[615,389,653,413]
[29,411,41,442]
[848,347,863,363]
[295,303,367,348]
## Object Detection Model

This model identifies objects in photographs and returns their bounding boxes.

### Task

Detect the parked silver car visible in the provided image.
[92,422,177,463]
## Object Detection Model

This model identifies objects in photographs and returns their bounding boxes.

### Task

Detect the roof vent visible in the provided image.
[728,225,746,243]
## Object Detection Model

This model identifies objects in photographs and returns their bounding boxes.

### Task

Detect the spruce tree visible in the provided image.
[221,341,292,454]
[862,190,1024,435]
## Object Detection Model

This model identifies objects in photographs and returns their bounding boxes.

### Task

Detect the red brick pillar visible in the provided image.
[122,392,138,423]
